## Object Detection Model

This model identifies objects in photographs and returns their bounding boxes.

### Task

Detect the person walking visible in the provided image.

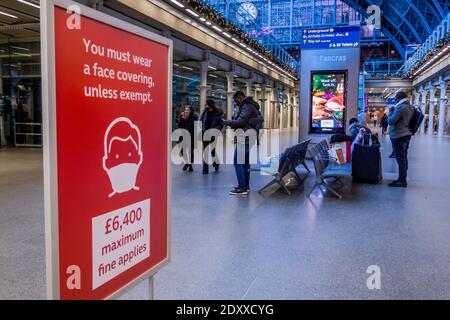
[200,99,224,174]
[178,105,198,172]
[223,91,258,196]
[380,113,389,136]
[388,92,414,187]
[372,113,378,128]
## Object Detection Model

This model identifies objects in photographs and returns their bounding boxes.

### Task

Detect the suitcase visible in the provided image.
[352,144,382,184]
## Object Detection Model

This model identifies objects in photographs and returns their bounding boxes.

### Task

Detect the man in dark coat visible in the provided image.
[223,91,258,195]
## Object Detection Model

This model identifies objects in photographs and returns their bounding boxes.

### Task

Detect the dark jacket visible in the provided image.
[200,108,224,132]
[178,113,198,137]
[227,96,258,130]
[380,114,388,128]
[388,99,414,139]
[349,123,361,141]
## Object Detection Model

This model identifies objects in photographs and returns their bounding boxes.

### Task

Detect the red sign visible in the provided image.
[43,2,171,299]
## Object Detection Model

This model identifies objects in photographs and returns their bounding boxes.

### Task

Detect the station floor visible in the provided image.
[0,129,449,300]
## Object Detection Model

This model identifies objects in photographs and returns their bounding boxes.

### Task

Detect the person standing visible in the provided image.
[200,99,224,174]
[388,92,414,187]
[223,91,258,195]
[178,105,198,172]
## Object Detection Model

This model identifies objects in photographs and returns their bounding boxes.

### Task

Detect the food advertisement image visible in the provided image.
[310,72,346,133]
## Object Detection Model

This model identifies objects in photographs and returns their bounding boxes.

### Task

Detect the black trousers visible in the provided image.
[392,135,411,182]
[203,138,219,169]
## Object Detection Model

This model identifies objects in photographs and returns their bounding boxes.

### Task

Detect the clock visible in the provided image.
[236,2,258,25]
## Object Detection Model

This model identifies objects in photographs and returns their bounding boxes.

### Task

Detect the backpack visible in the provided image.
[409,107,424,135]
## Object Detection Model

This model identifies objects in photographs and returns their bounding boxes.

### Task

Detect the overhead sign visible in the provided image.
[42,0,171,299]
[301,26,361,50]
[387,98,397,106]
[405,44,420,53]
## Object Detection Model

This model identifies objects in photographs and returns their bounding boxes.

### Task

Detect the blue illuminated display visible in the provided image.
[301,26,361,50]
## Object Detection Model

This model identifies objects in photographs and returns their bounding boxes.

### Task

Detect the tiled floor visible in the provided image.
[1,130,449,299]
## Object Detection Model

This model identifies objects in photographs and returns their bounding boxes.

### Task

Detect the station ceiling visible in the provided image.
[343,0,450,55]
[0,0,40,41]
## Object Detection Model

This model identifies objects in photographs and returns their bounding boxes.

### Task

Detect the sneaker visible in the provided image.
[213,164,220,172]
[188,165,193,172]
[389,180,407,188]
[182,164,189,171]
[229,188,249,195]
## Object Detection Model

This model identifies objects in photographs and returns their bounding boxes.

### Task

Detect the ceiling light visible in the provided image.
[212,25,222,32]
[0,11,18,19]
[10,46,29,51]
[181,66,194,71]
[222,32,232,38]
[186,9,199,17]
[200,17,206,22]
[170,0,185,8]
[12,52,31,57]
[231,38,240,44]
[208,66,217,70]
[206,21,212,25]
[17,0,40,9]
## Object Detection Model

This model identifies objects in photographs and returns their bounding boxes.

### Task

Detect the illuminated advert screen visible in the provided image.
[310,71,347,134]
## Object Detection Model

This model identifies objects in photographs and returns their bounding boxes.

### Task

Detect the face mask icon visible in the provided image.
[103,117,143,198]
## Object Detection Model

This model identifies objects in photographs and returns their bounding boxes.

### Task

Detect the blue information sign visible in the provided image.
[387,98,396,106]
[301,26,361,50]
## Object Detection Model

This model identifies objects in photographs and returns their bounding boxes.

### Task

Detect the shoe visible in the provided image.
[188,165,193,172]
[229,188,249,195]
[389,154,396,159]
[213,164,220,172]
[235,185,250,192]
[389,180,407,188]
[202,169,209,175]
[182,164,189,171]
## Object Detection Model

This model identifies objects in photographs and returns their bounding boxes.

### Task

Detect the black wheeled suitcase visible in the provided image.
[352,144,383,184]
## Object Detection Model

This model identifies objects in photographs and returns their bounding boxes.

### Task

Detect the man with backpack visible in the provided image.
[223,91,259,195]
[387,91,415,188]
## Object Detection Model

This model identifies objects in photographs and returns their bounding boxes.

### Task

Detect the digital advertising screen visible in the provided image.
[310,71,347,134]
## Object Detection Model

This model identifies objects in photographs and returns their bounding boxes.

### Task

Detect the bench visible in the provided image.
[258,139,311,195]
[307,139,352,199]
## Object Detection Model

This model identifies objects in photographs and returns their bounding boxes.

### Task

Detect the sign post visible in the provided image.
[41,0,172,299]
[299,26,361,141]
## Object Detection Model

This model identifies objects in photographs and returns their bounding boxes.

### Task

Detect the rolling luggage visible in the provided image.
[352,143,382,184]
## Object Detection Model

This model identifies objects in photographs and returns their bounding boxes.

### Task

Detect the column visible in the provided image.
[413,89,420,109]
[199,61,209,112]
[260,84,268,121]
[273,87,280,129]
[428,85,436,136]
[226,71,234,120]
[420,87,427,135]
[438,80,448,137]
[286,89,292,129]
[245,78,254,97]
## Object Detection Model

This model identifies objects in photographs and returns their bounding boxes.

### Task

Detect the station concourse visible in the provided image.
[0,0,449,300]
